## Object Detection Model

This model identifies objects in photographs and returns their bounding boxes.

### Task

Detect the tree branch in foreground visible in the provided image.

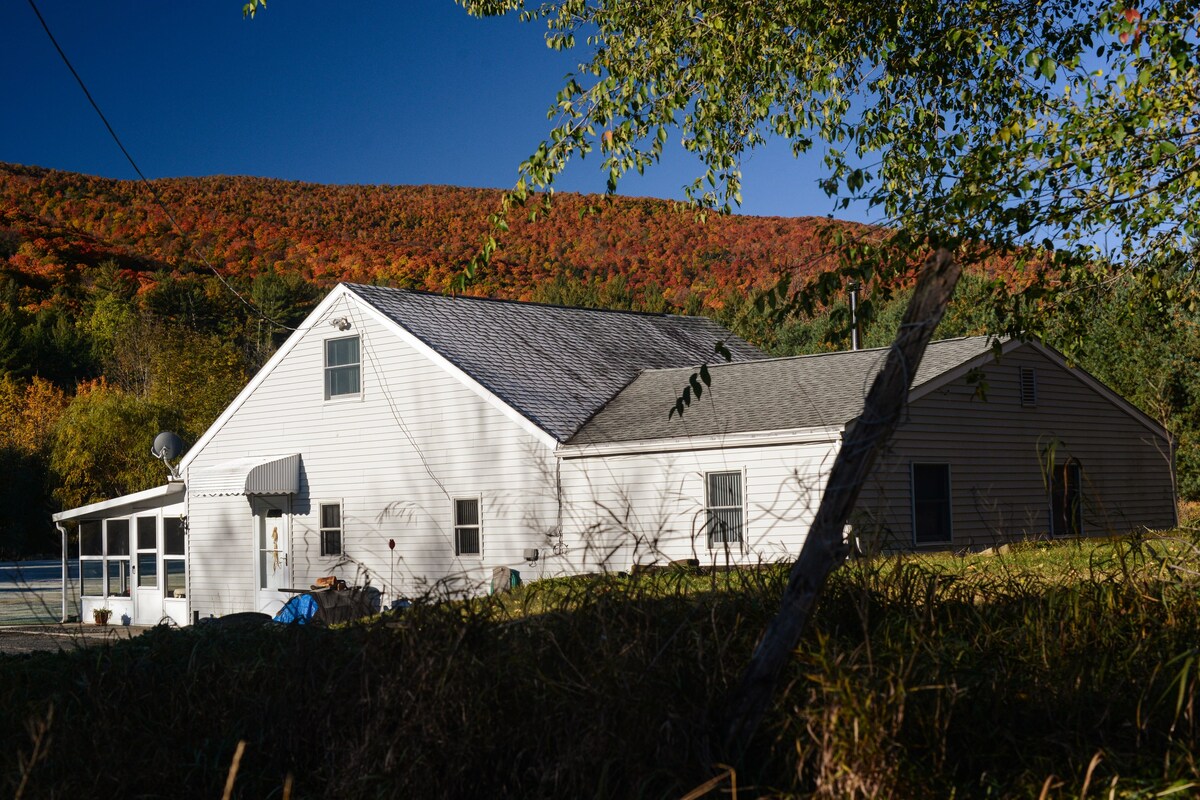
[722,247,962,756]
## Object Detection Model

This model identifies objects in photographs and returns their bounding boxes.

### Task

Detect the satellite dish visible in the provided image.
[151,431,184,461]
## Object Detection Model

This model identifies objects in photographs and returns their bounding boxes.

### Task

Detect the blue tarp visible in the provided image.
[273,593,320,625]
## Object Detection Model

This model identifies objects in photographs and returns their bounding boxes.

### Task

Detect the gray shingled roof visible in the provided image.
[346,284,766,441]
[568,336,1001,445]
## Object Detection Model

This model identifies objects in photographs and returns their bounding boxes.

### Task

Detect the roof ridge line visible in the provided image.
[344,282,722,321]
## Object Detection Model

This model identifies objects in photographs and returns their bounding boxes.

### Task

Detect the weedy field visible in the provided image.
[4,529,1200,799]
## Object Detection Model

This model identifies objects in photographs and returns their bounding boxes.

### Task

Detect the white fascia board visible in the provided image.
[52,481,185,523]
[556,424,844,460]
[347,292,560,450]
[178,285,362,472]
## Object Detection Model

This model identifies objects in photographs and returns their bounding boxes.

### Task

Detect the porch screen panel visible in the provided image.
[79,520,103,596]
[137,516,157,588]
[163,518,186,598]
[106,520,131,597]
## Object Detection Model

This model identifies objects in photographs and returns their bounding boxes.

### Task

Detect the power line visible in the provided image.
[25,0,298,332]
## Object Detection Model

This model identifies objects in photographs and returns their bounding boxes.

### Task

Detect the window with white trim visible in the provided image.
[163,517,186,599]
[705,471,744,548]
[319,503,343,556]
[454,498,481,556]
[325,336,361,398]
[911,463,953,544]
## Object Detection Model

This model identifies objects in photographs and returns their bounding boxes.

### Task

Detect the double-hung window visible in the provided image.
[911,464,953,545]
[325,336,360,398]
[319,503,343,556]
[706,471,744,548]
[454,498,481,556]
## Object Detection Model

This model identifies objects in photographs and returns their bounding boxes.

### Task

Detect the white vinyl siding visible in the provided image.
[560,439,838,573]
[184,297,559,616]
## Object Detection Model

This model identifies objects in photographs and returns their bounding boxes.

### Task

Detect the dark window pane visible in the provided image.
[137,517,157,550]
[107,559,130,596]
[321,530,342,556]
[455,527,480,556]
[1051,463,1083,536]
[80,521,102,556]
[137,553,157,588]
[706,508,743,546]
[107,520,130,556]
[164,518,185,556]
[326,365,360,396]
[455,499,479,526]
[325,337,359,367]
[321,504,341,529]
[81,559,103,596]
[707,472,742,507]
[912,464,952,544]
[165,559,186,597]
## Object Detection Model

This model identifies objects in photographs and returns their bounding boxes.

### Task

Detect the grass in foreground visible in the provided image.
[3,531,1200,799]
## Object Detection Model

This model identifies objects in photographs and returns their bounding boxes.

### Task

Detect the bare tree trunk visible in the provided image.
[722,248,962,755]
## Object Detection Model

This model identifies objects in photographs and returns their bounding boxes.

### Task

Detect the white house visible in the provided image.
[52,284,1177,625]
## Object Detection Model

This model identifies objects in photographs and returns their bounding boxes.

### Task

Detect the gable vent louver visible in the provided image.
[1020,367,1037,407]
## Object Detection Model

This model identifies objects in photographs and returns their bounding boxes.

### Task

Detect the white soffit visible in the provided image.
[190,454,301,497]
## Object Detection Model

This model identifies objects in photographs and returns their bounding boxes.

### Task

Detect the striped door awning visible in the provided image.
[189,454,301,497]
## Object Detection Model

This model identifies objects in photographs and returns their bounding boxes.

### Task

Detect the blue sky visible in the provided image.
[2,2,857,221]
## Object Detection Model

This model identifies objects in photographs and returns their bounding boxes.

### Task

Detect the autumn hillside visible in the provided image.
[0,162,846,309]
[1,162,1197,557]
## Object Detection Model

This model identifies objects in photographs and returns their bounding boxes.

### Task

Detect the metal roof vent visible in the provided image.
[1020,367,1037,407]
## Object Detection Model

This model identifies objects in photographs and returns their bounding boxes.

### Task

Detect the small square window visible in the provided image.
[325,336,361,398]
[454,498,481,556]
[320,503,343,556]
[706,471,744,548]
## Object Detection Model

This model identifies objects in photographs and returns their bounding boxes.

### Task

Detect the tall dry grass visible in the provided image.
[3,533,1200,798]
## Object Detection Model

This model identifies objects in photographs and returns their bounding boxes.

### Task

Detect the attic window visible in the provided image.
[1019,367,1037,407]
[325,336,361,399]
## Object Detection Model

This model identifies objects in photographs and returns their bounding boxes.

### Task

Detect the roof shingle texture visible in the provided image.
[568,336,1000,445]
[347,284,766,441]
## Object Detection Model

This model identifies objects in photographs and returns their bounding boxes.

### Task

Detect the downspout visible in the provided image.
[55,522,69,623]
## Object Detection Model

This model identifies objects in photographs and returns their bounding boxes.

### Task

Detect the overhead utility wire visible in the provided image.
[26,0,298,332]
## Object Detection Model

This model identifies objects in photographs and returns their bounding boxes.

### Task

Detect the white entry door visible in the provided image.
[253,496,291,615]
[133,515,164,625]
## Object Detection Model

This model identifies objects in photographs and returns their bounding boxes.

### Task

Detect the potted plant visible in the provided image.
[92,607,112,626]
